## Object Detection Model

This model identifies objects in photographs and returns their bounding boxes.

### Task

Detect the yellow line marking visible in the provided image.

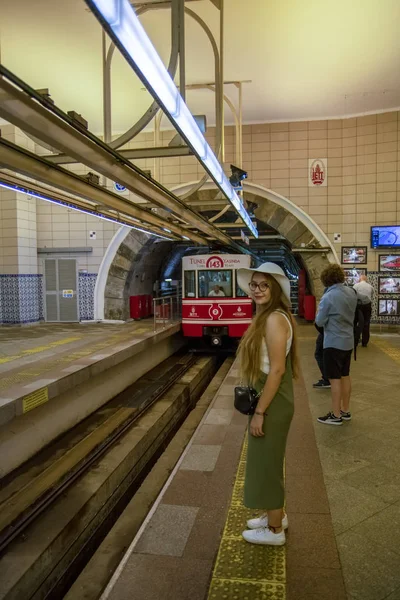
[371,339,400,365]
[0,337,83,364]
[208,435,286,600]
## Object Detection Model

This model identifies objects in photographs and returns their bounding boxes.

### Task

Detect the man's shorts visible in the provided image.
[323,347,352,380]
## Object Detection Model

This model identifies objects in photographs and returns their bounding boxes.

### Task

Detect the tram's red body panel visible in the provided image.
[181,254,253,342]
[182,298,253,337]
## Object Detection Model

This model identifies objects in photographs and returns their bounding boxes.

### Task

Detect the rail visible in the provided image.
[153,294,182,332]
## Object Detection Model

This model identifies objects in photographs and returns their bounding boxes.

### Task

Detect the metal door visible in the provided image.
[44,259,78,322]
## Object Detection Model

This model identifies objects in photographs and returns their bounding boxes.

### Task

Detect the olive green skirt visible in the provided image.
[244,358,294,510]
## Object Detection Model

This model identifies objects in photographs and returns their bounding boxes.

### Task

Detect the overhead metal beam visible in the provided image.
[0,67,243,249]
[0,172,180,240]
[0,139,206,244]
[42,145,192,165]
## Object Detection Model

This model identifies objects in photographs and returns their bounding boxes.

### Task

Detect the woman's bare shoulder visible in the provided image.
[266,311,290,331]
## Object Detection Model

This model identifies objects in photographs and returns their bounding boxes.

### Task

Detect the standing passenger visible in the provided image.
[353,275,373,347]
[315,264,357,425]
[236,263,299,546]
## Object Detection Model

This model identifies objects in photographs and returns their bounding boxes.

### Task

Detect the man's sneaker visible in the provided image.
[247,513,289,530]
[317,411,343,426]
[340,410,352,421]
[313,379,331,389]
[242,527,286,546]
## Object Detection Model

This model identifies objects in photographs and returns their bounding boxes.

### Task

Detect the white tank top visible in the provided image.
[260,310,293,374]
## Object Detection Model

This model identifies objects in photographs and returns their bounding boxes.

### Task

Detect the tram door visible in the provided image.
[44,258,79,322]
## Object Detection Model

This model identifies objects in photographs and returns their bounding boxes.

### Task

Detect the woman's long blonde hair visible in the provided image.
[237,274,299,386]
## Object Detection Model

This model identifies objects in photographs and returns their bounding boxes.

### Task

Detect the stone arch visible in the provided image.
[173,181,339,299]
[96,181,338,320]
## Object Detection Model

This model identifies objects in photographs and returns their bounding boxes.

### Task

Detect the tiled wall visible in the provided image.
[0,273,96,324]
[0,274,42,324]
[147,113,400,273]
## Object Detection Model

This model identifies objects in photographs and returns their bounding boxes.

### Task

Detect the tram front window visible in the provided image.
[198,270,233,298]
[184,271,196,297]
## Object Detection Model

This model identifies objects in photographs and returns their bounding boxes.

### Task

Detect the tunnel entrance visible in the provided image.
[95,183,338,320]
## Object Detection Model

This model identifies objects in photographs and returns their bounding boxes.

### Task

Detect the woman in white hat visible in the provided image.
[236,262,299,546]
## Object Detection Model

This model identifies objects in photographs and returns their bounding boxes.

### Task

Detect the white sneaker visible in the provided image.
[246,513,289,530]
[242,526,286,546]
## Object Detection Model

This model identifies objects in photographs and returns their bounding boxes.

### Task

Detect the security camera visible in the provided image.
[229,165,248,190]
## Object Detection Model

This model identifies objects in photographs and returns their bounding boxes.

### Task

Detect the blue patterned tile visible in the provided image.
[78,273,97,321]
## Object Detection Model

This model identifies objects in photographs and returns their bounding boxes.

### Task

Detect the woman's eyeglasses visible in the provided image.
[249,281,270,292]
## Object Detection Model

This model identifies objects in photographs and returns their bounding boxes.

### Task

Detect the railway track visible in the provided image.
[0,351,229,600]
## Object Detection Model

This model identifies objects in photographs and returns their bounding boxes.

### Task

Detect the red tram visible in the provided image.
[182,254,253,347]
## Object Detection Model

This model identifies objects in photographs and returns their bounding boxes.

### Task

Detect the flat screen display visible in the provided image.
[371,226,400,249]
[341,247,367,264]
[378,276,400,294]
[379,255,400,271]
[378,299,400,316]
[343,268,367,286]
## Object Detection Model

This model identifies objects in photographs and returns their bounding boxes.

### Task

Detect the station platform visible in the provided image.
[100,327,400,600]
[0,319,183,476]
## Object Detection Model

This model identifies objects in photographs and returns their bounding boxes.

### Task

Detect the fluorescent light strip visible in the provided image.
[86,0,258,239]
[0,181,174,240]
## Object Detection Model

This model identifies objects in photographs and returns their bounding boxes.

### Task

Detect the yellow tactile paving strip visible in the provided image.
[0,326,157,393]
[0,337,82,365]
[371,338,400,364]
[208,436,286,600]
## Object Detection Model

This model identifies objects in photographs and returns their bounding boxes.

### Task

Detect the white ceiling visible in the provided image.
[1,0,400,136]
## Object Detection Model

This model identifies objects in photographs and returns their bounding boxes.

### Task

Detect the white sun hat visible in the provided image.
[237,262,291,305]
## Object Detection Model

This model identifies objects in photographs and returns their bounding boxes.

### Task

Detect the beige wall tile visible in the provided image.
[289,140,308,150]
[328,147,342,158]
[289,130,308,141]
[271,142,290,153]
[289,149,308,159]
[329,176,343,187]
[289,178,308,187]
[358,124,377,136]
[290,167,308,177]
[357,115,377,127]
[377,111,398,124]
[342,127,357,139]
[328,187,343,197]
[251,123,270,133]
[309,120,328,130]
[289,121,308,131]
[328,128,342,139]
[377,121,398,134]
[309,140,328,151]
[271,159,290,170]
[377,181,397,193]
[308,129,328,140]
[328,119,342,129]
[289,187,309,197]
[328,204,343,215]
[271,150,289,160]
[270,123,289,132]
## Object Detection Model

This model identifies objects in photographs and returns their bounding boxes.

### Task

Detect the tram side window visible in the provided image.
[184,271,196,297]
[198,270,233,298]
[236,283,247,297]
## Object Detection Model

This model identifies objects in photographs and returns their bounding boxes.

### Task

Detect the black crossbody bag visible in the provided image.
[234,386,262,415]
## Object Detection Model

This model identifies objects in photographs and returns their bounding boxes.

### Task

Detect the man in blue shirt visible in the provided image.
[315,264,357,426]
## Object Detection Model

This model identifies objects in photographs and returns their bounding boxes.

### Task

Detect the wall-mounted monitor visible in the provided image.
[378,299,400,316]
[371,226,400,249]
[341,247,367,264]
[378,276,400,294]
[343,268,367,286]
[379,255,400,271]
